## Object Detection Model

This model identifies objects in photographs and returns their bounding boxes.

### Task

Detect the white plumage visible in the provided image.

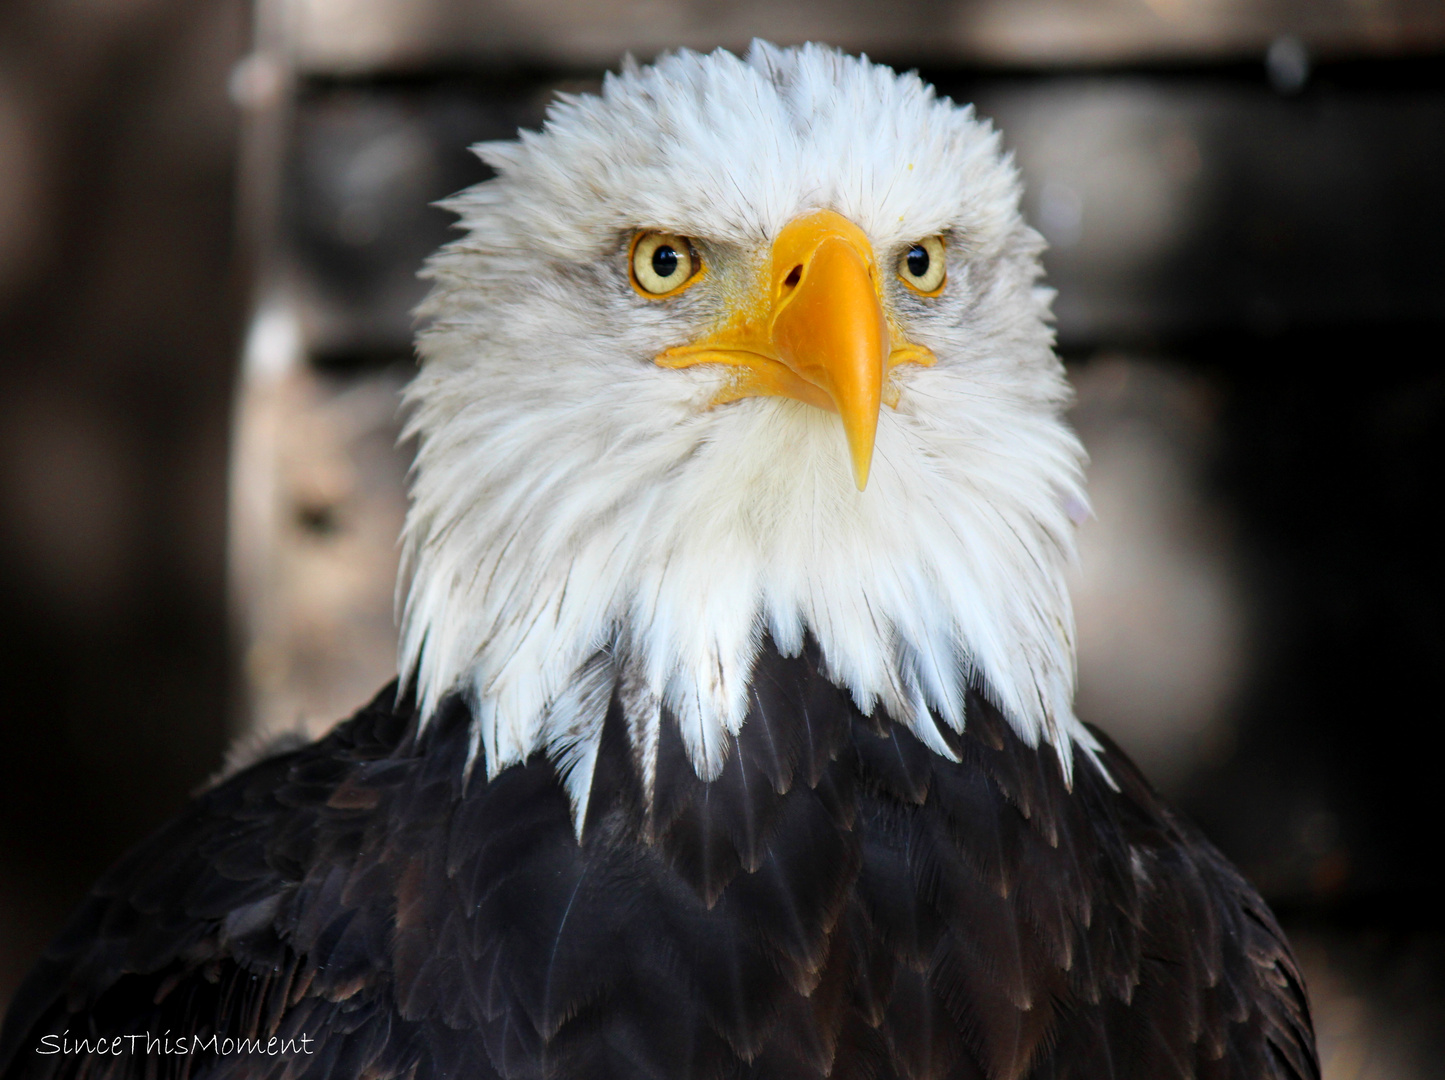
[398,42,1096,826]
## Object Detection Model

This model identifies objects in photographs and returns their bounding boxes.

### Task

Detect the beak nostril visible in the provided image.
[783,265,803,288]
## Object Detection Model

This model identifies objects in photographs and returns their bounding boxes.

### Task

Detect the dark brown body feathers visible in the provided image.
[0,639,1317,1080]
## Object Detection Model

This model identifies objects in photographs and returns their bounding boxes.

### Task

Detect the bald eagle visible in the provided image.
[0,43,1316,1080]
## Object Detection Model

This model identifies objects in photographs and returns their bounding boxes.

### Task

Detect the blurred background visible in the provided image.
[2,1,1444,1076]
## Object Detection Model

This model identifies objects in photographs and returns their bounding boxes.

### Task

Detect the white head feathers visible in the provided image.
[400,42,1096,823]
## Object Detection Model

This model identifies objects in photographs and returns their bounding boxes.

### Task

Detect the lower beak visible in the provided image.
[658,210,908,490]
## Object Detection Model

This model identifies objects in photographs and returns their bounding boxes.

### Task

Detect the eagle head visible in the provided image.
[399,42,1093,822]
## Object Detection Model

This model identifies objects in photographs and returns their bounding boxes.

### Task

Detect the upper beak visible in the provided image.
[658,209,928,490]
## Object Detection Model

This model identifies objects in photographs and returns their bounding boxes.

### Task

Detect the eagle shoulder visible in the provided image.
[0,684,467,1080]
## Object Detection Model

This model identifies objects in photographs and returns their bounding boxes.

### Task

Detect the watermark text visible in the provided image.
[38,1032,315,1057]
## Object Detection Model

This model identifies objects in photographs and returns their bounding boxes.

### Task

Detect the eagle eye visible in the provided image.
[897,236,947,295]
[630,231,703,297]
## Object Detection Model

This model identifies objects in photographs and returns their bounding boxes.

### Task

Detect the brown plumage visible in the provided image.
[0,638,1316,1080]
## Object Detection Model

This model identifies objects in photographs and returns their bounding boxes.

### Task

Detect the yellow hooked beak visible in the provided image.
[656,210,933,490]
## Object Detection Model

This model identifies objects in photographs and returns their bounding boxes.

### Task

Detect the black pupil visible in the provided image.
[652,244,679,278]
[906,245,930,278]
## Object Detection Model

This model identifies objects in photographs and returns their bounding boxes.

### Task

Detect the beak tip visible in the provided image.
[850,452,873,491]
